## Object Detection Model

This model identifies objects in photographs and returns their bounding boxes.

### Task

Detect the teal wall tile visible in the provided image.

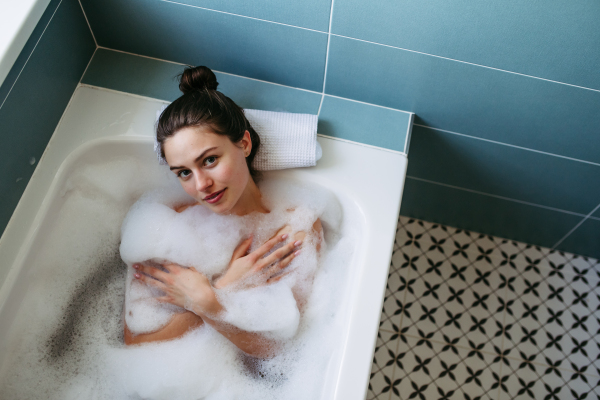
[216,74,321,114]
[318,96,411,152]
[325,35,600,164]
[407,125,600,215]
[400,178,583,250]
[82,49,322,113]
[0,0,96,237]
[80,0,328,91]
[82,49,184,100]
[172,0,332,32]
[332,0,600,90]
[555,218,600,260]
[0,0,63,104]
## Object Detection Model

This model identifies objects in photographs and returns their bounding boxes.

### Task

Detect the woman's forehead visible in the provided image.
[163,126,229,163]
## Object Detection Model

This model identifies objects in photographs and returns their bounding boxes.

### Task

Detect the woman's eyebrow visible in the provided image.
[169,147,218,170]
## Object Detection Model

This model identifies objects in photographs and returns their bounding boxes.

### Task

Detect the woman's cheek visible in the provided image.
[181,181,199,200]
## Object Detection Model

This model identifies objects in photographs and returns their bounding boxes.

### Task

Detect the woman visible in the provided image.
[124,66,322,358]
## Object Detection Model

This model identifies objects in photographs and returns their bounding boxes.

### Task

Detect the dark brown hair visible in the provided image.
[156,66,261,179]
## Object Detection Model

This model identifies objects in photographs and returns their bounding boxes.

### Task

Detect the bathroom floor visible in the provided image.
[368,217,599,400]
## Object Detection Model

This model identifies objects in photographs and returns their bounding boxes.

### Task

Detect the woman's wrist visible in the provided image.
[187,284,223,317]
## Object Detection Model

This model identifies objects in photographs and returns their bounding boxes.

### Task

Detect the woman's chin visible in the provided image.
[204,199,233,215]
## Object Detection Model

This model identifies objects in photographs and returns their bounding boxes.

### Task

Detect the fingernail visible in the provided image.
[294,250,301,256]
[281,234,288,240]
[134,273,141,279]
[133,264,139,269]
[294,240,302,247]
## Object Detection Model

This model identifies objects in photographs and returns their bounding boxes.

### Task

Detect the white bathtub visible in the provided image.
[0,86,407,399]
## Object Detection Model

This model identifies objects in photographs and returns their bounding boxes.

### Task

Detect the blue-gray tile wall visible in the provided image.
[325,35,600,164]
[9,0,599,258]
[80,0,328,91]
[400,177,584,250]
[82,49,323,113]
[407,126,600,215]
[332,0,600,91]
[317,96,411,151]
[0,0,96,237]
[556,218,600,259]
[166,0,332,31]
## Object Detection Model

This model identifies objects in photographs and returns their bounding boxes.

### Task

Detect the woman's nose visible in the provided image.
[194,173,212,192]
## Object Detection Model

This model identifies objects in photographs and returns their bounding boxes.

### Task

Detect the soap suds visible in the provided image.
[0,154,360,399]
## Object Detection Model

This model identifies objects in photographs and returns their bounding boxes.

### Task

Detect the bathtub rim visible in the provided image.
[0,86,408,399]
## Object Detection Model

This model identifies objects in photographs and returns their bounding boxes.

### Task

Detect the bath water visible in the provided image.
[0,154,359,399]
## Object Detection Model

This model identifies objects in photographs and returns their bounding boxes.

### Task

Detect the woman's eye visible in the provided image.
[177,169,192,179]
[204,156,217,166]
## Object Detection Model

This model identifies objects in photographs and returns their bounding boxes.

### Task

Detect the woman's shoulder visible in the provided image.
[174,202,200,213]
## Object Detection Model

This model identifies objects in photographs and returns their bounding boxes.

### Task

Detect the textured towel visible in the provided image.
[244,109,320,171]
[155,106,321,170]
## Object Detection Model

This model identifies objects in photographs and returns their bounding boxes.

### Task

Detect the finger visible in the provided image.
[155,296,173,304]
[164,263,188,274]
[269,225,291,240]
[134,271,168,292]
[259,240,301,269]
[232,236,253,260]
[134,263,170,283]
[267,270,292,284]
[277,249,299,270]
[266,249,299,276]
[252,233,289,260]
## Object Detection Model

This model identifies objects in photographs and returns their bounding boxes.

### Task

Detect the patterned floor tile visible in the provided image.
[400,254,507,353]
[389,335,500,399]
[394,217,417,258]
[370,216,600,400]
[368,330,401,400]
[497,355,598,399]
[504,264,600,373]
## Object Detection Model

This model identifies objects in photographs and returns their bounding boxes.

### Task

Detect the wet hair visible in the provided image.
[156,66,261,179]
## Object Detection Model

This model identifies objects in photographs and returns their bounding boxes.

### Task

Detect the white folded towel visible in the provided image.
[154,106,321,170]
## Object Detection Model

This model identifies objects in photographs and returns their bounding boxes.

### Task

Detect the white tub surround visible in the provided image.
[0,85,408,399]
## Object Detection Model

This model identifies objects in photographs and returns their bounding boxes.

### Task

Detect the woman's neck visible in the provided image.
[231,178,269,216]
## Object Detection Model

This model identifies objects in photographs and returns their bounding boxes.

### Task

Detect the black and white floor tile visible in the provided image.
[368,216,600,400]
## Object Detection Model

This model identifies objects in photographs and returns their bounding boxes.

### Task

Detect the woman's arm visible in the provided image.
[124,311,204,345]
[130,232,301,357]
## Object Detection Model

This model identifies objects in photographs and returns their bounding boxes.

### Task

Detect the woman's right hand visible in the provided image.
[214,230,302,289]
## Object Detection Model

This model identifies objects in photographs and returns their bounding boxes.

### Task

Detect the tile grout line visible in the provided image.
[378,218,600,398]
[551,202,600,250]
[78,47,98,85]
[406,175,589,217]
[92,48,415,115]
[77,0,97,47]
[413,123,600,168]
[326,94,413,113]
[159,0,328,34]
[156,0,600,95]
[317,0,335,116]
[95,47,322,95]
[377,329,600,377]
[90,49,599,170]
[331,34,600,94]
[0,0,64,112]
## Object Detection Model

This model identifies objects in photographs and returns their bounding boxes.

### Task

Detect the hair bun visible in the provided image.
[179,66,219,94]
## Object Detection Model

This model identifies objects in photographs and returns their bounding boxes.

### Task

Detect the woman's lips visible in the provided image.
[204,188,226,204]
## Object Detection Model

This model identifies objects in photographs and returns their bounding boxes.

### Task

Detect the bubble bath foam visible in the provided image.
[0,87,408,400]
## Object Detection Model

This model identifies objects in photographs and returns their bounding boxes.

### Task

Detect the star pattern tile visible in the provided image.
[368,216,600,399]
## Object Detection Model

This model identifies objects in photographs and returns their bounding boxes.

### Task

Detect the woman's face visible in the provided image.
[163,126,253,215]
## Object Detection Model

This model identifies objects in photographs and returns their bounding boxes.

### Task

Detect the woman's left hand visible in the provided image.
[132,263,222,316]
